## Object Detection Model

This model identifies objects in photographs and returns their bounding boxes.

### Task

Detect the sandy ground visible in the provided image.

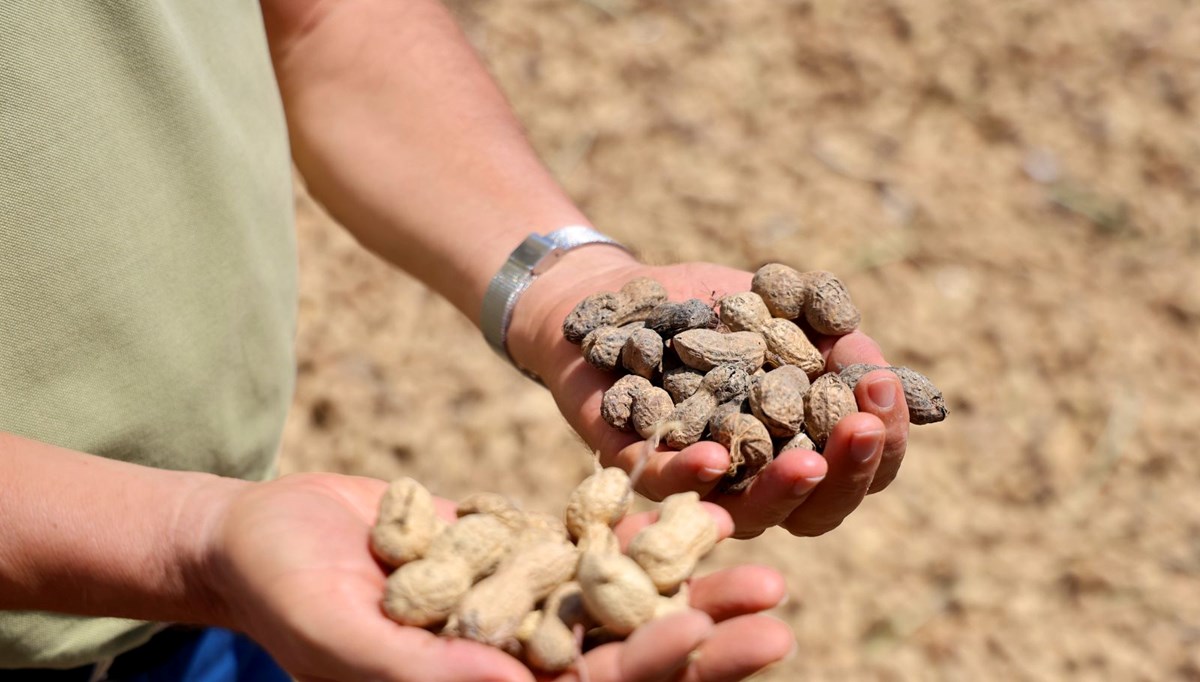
[278,1,1200,679]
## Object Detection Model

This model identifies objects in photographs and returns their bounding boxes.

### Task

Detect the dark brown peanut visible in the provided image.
[621,327,664,379]
[664,365,750,448]
[838,363,948,425]
[645,299,719,339]
[563,278,668,344]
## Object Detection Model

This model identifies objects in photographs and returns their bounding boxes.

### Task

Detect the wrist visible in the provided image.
[173,474,253,628]
[506,244,642,381]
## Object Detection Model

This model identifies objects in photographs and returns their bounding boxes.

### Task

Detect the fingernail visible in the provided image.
[867,376,896,410]
[851,430,884,462]
[698,466,727,482]
[794,475,824,495]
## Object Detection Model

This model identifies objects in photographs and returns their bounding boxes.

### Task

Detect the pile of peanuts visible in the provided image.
[372,467,715,672]
[565,263,947,493]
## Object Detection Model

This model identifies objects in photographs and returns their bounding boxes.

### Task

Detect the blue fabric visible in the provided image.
[119,629,289,682]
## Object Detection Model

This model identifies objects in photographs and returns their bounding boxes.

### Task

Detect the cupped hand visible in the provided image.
[507,248,910,539]
[199,473,793,682]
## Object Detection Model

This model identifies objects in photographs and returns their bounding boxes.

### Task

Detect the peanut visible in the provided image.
[645,299,720,339]
[664,364,750,448]
[525,581,594,672]
[563,277,669,344]
[600,374,654,431]
[779,431,817,453]
[621,327,665,379]
[751,263,813,320]
[627,492,718,593]
[804,373,859,447]
[672,329,767,373]
[719,292,823,375]
[805,271,861,335]
[630,386,674,439]
[577,549,659,636]
[582,323,642,373]
[709,409,774,494]
[652,583,691,619]
[838,363,948,424]
[662,365,704,403]
[565,467,633,542]
[370,477,441,569]
[749,365,811,437]
[454,539,579,649]
[383,513,513,626]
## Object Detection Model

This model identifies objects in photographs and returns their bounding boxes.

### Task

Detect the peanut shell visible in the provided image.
[804,373,858,447]
[805,271,861,335]
[751,263,813,320]
[600,374,655,431]
[710,411,774,494]
[582,324,640,373]
[838,363,948,425]
[749,365,810,437]
[646,299,719,338]
[672,329,766,373]
[621,327,664,378]
[662,366,704,403]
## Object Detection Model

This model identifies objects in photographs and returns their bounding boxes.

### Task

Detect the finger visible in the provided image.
[678,614,795,682]
[613,502,734,548]
[702,449,828,539]
[553,611,714,682]
[815,330,887,370]
[852,369,909,493]
[782,413,885,537]
[608,440,730,502]
[686,565,788,622]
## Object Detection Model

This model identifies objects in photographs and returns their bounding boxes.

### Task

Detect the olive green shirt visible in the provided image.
[0,2,296,669]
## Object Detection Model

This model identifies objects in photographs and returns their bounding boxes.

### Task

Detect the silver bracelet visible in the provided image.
[481,226,631,381]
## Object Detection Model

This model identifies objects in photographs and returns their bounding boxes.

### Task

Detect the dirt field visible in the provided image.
[278,1,1200,679]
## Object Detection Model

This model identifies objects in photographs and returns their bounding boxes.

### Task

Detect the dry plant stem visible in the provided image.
[370,477,440,568]
[627,492,718,593]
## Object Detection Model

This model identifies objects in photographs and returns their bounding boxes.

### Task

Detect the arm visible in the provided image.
[263,0,911,538]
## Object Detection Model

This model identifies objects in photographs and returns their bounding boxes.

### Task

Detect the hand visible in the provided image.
[200,473,792,681]
[508,249,911,539]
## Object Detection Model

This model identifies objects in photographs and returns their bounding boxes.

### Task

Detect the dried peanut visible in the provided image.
[710,410,773,494]
[383,514,513,626]
[662,366,704,403]
[672,329,766,373]
[370,477,440,568]
[582,324,641,373]
[577,550,659,636]
[645,299,719,338]
[838,363,948,425]
[563,278,668,344]
[664,365,750,448]
[621,327,664,378]
[652,583,691,620]
[456,492,525,530]
[627,492,718,593]
[630,386,674,439]
[749,365,810,437]
[778,431,816,453]
[600,374,654,431]
[565,467,633,541]
[805,271,861,335]
[751,263,813,320]
[720,292,824,375]
[526,582,595,672]
[455,539,579,649]
[804,373,858,447]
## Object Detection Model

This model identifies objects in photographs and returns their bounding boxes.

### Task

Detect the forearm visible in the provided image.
[265,0,633,326]
[0,432,240,625]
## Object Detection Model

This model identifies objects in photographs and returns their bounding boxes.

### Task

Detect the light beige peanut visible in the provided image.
[370,477,440,568]
[577,550,659,636]
[627,492,718,593]
[672,329,766,373]
[664,365,750,449]
[383,514,513,626]
[456,492,525,531]
[805,271,861,335]
[563,277,669,344]
[582,324,641,373]
[720,292,824,375]
[565,467,633,541]
[709,410,774,494]
[621,327,664,378]
[653,583,691,620]
[525,581,595,672]
[749,365,811,437]
[751,263,813,320]
[454,539,579,649]
[804,373,859,447]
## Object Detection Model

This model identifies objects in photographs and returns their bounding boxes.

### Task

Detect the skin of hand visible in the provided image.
[199,473,793,682]
[507,248,911,540]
